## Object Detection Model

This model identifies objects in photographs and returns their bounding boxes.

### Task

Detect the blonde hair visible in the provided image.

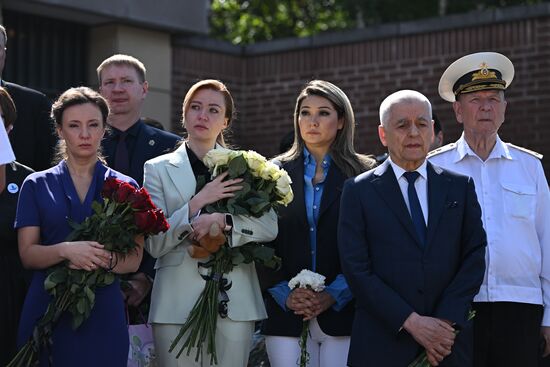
[181,79,235,147]
[276,80,375,177]
[97,54,147,84]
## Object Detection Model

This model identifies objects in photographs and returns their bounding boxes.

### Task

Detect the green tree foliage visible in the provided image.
[210,0,547,44]
[209,0,354,44]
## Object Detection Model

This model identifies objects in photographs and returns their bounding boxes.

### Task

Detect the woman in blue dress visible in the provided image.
[14,87,144,366]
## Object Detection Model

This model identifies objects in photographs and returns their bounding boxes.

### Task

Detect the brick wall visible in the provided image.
[172,6,550,174]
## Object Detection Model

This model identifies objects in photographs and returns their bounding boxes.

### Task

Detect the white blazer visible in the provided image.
[143,144,278,324]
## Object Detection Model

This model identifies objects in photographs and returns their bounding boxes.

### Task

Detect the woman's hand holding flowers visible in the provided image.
[191,213,225,241]
[286,288,335,320]
[189,172,243,217]
[62,241,111,271]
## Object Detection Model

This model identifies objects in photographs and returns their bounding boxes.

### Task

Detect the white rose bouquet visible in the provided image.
[288,269,326,367]
[169,149,293,365]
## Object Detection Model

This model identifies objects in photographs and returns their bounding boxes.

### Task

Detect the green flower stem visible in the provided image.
[169,250,235,365]
[298,320,310,367]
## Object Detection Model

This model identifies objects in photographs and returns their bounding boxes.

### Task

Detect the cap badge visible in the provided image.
[472,62,497,81]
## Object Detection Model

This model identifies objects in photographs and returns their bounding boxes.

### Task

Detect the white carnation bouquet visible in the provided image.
[288,269,326,367]
[169,148,293,364]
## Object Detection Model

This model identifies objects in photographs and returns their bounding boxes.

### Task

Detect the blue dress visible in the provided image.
[15,160,137,367]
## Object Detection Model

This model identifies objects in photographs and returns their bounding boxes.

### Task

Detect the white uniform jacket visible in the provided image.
[429,134,550,325]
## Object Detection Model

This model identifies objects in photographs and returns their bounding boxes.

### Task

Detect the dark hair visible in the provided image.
[275,80,375,177]
[0,87,17,127]
[51,87,109,128]
[51,87,109,163]
[181,79,235,147]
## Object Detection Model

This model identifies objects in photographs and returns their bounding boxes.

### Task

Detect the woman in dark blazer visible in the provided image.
[0,87,34,365]
[260,80,376,367]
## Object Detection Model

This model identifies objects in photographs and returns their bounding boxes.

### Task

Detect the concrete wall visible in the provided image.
[172,4,550,175]
[89,24,172,129]
[3,0,208,33]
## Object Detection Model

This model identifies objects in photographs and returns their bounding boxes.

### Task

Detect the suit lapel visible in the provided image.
[285,158,308,229]
[131,122,157,174]
[166,145,196,203]
[426,163,450,248]
[372,162,423,248]
[319,163,345,218]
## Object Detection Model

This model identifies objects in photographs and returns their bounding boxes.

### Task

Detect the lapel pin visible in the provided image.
[149,139,155,146]
[7,183,19,194]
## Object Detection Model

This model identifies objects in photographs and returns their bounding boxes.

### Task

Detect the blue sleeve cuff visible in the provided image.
[268,281,291,311]
[325,274,353,311]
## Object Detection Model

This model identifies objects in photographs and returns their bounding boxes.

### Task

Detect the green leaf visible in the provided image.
[227,155,248,177]
[72,314,84,330]
[103,272,115,285]
[76,298,86,314]
[231,251,245,265]
[84,286,95,304]
[91,200,103,215]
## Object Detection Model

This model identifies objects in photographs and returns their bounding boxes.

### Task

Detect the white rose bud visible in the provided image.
[203,148,233,169]
[245,150,266,173]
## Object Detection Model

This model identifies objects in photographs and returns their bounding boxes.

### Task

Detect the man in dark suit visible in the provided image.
[338,90,486,366]
[98,54,180,309]
[0,25,56,171]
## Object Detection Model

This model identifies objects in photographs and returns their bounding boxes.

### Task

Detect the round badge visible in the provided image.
[148,139,155,146]
[7,183,19,194]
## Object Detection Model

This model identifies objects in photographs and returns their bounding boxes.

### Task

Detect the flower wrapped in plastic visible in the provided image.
[169,149,293,364]
[288,269,326,367]
[8,177,169,367]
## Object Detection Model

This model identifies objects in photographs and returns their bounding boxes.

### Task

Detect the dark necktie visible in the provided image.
[114,131,130,175]
[403,171,426,245]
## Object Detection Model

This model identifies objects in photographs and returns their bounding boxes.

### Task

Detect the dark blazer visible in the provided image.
[260,156,354,337]
[338,160,486,367]
[101,120,181,187]
[101,119,180,276]
[3,81,56,171]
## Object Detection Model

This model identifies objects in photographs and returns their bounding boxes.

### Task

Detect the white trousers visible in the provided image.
[153,318,254,367]
[265,318,350,367]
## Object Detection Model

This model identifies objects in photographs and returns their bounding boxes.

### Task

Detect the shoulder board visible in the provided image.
[427,142,456,158]
[506,143,543,160]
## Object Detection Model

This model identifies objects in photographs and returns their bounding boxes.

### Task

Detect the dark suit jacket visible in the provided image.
[3,81,56,171]
[260,157,354,337]
[338,160,486,367]
[101,120,181,187]
[102,119,181,276]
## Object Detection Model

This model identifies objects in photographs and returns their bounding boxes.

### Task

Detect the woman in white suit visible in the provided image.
[143,79,278,367]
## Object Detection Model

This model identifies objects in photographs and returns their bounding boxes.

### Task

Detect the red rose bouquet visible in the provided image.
[8,177,169,367]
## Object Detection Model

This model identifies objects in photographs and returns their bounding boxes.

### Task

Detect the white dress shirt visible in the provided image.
[429,134,550,325]
[388,157,429,225]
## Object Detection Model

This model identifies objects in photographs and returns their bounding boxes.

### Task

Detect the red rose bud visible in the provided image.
[134,210,157,233]
[128,188,155,211]
[114,182,136,203]
[101,177,122,199]
[152,209,170,233]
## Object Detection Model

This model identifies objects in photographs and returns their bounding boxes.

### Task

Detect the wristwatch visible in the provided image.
[224,214,233,232]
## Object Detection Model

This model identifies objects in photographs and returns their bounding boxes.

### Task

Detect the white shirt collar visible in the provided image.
[387,156,428,181]
[455,133,513,162]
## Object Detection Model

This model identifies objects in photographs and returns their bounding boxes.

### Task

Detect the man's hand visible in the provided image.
[541,326,550,357]
[123,272,152,307]
[403,312,456,366]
